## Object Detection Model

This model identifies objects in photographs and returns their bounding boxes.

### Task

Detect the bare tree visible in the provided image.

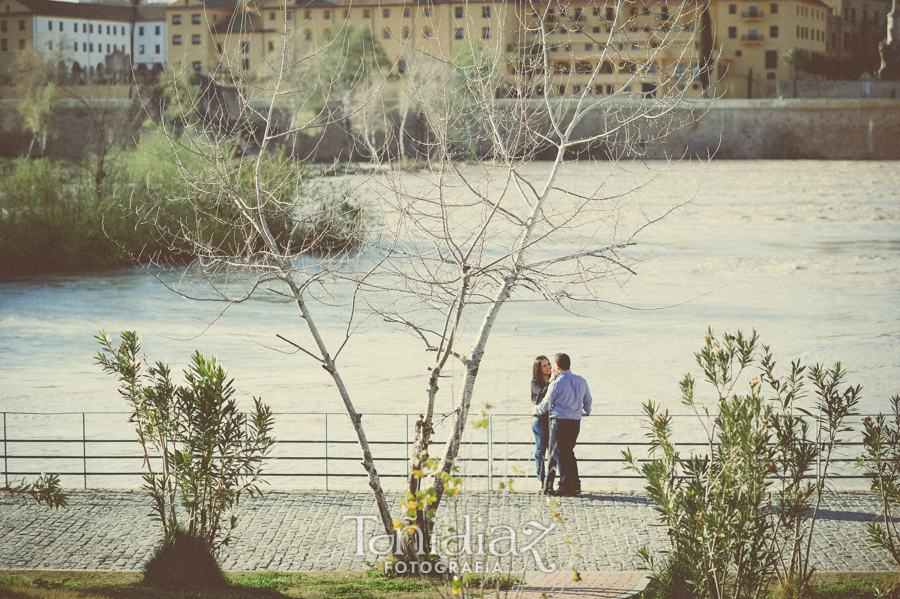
[123,0,715,551]
[355,0,716,551]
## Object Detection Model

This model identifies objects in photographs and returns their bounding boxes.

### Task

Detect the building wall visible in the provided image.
[712,0,830,98]
[135,21,166,70]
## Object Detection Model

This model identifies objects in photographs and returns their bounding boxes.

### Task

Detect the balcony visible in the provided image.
[741,10,765,20]
[741,33,765,43]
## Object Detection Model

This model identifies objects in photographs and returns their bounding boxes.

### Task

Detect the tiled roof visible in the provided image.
[10,0,135,20]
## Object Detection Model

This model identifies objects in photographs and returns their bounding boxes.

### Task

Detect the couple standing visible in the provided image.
[530,353,592,497]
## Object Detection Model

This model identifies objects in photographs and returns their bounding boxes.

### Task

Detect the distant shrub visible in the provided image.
[143,525,226,588]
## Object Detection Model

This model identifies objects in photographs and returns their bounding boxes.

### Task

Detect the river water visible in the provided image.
[1,159,897,489]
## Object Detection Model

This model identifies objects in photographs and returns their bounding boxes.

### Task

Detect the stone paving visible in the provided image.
[0,489,896,573]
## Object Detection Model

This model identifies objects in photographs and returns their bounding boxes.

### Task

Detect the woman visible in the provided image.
[531,355,553,488]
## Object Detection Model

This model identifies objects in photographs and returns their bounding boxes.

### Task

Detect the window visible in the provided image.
[60,21,63,30]
[106,43,110,52]
[770,3,778,13]
[216,42,222,53]
[304,10,312,20]
[345,10,351,18]
[19,37,25,49]
[423,27,432,38]
[305,30,312,40]
[770,24,778,37]
[193,60,202,70]
[364,9,371,18]
[605,6,614,20]
[728,26,736,38]
[106,25,110,34]
[383,9,390,17]
[155,44,160,52]
[47,21,52,30]
[558,84,565,95]
[191,34,201,44]
[573,84,581,94]
[74,41,78,51]
[269,12,276,20]
[455,6,463,18]
[593,7,600,16]
[593,26,600,33]
[398,58,406,73]
[402,27,410,38]
[767,72,776,79]
[241,58,249,69]
[482,26,490,38]
[155,25,160,34]
[585,43,593,51]
[482,6,490,18]
[324,10,331,19]
[268,40,274,50]
[89,42,93,51]
[729,4,737,13]
[749,25,758,38]
[139,25,144,35]
[287,12,293,20]
[383,29,391,39]
[404,8,410,17]
[424,8,430,16]
[240,40,249,53]
[172,15,181,25]
[172,34,182,44]
[765,49,777,68]
[73,23,77,32]
[1,38,7,51]
[454,27,463,39]
[19,19,24,30]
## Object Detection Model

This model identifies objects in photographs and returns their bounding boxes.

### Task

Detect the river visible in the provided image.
[1,159,897,489]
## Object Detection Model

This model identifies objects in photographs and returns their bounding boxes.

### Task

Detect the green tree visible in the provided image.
[783,47,809,98]
[17,82,61,157]
[300,26,391,159]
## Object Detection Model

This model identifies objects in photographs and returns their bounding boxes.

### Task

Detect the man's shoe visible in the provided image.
[555,488,581,497]
[543,488,555,495]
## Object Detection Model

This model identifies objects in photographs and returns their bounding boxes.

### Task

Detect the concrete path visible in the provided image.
[0,489,896,574]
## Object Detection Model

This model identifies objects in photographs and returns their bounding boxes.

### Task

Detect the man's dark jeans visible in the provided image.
[548,418,581,493]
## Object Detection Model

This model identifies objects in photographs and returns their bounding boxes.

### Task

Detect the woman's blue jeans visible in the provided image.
[532,415,550,485]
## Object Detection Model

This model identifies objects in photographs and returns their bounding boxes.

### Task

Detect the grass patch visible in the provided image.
[0,569,523,599]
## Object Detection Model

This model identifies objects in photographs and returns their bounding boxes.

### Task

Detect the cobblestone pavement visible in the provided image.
[1,489,896,572]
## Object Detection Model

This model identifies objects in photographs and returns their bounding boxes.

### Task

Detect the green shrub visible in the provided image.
[143,525,226,588]
[625,329,860,599]
[95,330,275,550]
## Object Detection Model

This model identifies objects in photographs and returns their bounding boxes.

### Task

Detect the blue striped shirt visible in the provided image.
[534,370,592,420]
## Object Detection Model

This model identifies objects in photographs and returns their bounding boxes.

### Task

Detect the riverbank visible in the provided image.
[1,489,895,573]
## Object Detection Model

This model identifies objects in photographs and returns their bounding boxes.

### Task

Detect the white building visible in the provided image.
[133,5,166,73]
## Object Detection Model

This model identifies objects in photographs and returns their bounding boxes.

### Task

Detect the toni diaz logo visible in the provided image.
[342,515,558,572]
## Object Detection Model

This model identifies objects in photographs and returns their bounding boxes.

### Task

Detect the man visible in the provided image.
[533,353,592,497]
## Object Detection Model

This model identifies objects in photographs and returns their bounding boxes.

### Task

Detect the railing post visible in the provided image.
[3,412,7,487]
[487,413,493,490]
[82,413,87,489]
[325,413,329,492]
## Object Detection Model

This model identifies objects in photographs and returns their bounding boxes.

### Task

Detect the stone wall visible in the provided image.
[1,97,898,160]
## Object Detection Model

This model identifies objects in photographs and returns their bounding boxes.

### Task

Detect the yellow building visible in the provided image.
[711,0,829,97]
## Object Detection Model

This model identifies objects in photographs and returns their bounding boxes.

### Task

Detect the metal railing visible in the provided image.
[0,411,874,491]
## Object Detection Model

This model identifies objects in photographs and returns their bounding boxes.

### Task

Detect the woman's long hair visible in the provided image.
[532,355,549,383]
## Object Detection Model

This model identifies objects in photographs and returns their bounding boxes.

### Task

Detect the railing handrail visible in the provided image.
[1,411,877,490]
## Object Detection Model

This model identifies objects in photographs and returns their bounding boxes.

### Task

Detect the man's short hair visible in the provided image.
[555,353,570,371]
